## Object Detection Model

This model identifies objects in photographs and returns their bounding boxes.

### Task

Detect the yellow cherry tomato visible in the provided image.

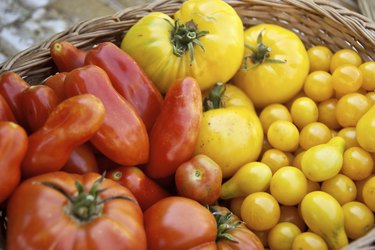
[303,71,333,102]
[220,161,272,199]
[299,122,331,150]
[337,127,359,149]
[279,205,307,232]
[342,201,375,240]
[335,93,372,127]
[121,0,244,93]
[270,166,308,206]
[342,146,374,181]
[321,174,357,205]
[301,136,345,182]
[292,150,305,169]
[267,120,299,152]
[318,99,341,130]
[355,175,374,203]
[356,105,375,153]
[366,91,375,104]
[259,103,292,133]
[261,148,290,174]
[241,192,280,231]
[359,62,375,91]
[292,232,328,250]
[300,191,349,249]
[362,176,375,212]
[267,222,301,250]
[329,48,362,73]
[233,24,309,108]
[331,65,363,95]
[229,196,245,219]
[290,97,319,129]
[307,45,333,72]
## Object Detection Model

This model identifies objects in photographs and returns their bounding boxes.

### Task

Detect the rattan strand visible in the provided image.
[0,0,374,249]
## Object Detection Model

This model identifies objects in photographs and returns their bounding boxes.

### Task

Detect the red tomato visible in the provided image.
[6,171,147,250]
[50,41,87,72]
[175,154,222,205]
[61,143,99,174]
[144,196,217,250]
[0,94,16,122]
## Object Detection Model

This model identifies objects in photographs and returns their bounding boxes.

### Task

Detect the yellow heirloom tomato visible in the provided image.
[194,83,263,178]
[232,24,309,108]
[121,0,244,93]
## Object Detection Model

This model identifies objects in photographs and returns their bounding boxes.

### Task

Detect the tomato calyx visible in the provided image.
[209,206,242,243]
[243,29,286,68]
[40,174,136,223]
[203,82,226,111]
[166,18,209,65]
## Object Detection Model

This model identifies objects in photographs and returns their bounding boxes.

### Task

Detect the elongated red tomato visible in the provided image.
[21,94,106,178]
[64,65,149,165]
[85,42,164,131]
[44,72,67,101]
[7,171,147,250]
[0,94,16,122]
[144,77,202,179]
[106,166,170,211]
[50,41,87,72]
[61,143,99,174]
[0,121,28,204]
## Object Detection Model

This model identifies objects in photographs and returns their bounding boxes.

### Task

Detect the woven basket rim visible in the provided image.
[0,0,374,249]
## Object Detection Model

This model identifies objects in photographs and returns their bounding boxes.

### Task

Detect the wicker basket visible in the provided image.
[0,0,374,249]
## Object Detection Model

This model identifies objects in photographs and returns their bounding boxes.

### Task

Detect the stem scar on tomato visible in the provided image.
[165,18,209,65]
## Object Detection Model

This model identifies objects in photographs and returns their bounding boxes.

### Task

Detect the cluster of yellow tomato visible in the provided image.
[221,46,375,249]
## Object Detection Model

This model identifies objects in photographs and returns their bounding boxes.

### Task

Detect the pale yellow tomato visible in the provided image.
[321,174,357,205]
[342,146,374,181]
[307,45,333,72]
[332,65,363,95]
[342,201,375,240]
[290,97,319,129]
[292,232,328,250]
[335,93,372,127]
[259,103,292,133]
[267,222,301,250]
[241,192,280,231]
[318,98,341,130]
[267,120,300,152]
[299,122,331,150]
[330,48,362,73]
[261,148,290,174]
[270,166,308,206]
[303,71,333,102]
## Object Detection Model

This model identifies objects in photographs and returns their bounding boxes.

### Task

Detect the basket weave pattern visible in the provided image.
[0,0,374,249]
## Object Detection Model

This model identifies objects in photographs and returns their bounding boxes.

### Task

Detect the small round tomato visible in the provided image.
[259,103,292,133]
[331,65,363,95]
[267,120,299,152]
[355,175,374,203]
[342,147,374,181]
[261,148,290,174]
[318,98,341,130]
[366,91,375,104]
[356,105,375,153]
[290,97,319,129]
[303,71,333,102]
[267,222,301,250]
[292,150,305,169]
[342,201,374,240]
[292,232,328,250]
[362,176,375,212]
[299,122,331,150]
[279,205,306,232]
[307,45,333,72]
[321,174,357,205]
[359,62,375,91]
[270,166,308,206]
[144,196,217,249]
[337,127,359,149]
[241,192,280,231]
[335,93,371,127]
[329,48,362,73]
[175,154,222,205]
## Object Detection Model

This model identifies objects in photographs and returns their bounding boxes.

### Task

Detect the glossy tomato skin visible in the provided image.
[144,77,202,179]
[20,85,60,132]
[106,166,170,211]
[64,65,149,165]
[175,154,222,205]
[0,121,28,204]
[61,143,99,174]
[50,41,87,72]
[85,42,163,131]
[44,72,67,101]
[121,0,244,93]
[144,196,217,250]
[7,171,147,250]
[21,94,106,178]
[0,71,30,129]
[0,94,16,122]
